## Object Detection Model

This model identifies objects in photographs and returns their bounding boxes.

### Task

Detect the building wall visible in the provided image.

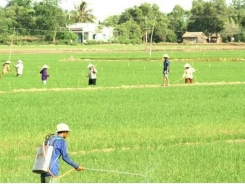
[183,38,197,43]
[183,37,207,43]
[68,23,114,43]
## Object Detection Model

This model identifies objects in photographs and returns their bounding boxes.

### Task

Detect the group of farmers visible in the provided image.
[162,53,196,86]
[39,63,98,85]
[1,60,24,78]
[1,55,195,86]
[1,61,98,85]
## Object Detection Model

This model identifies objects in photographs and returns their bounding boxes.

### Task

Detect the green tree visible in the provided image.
[0,7,14,43]
[221,18,241,41]
[71,1,96,23]
[229,0,245,41]
[231,0,245,26]
[4,0,35,36]
[33,0,66,43]
[117,3,169,43]
[168,5,189,42]
[115,19,142,44]
[187,0,229,35]
[101,15,120,27]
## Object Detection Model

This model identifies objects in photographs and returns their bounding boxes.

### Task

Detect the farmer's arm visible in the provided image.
[166,63,169,73]
[93,68,97,74]
[7,65,12,72]
[182,71,186,78]
[87,70,91,77]
[60,140,83,171]
[43,70,49,77]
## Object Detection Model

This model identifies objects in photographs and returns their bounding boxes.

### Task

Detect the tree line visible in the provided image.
[0,0,244,45]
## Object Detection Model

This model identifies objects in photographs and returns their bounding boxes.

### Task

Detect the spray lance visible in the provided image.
[33,133,146,180]
[57,167,146,181]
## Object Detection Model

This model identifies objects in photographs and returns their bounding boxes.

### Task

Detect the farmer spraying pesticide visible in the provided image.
[40,65,49,85]
[15,60,24,77]
[182,63,196,84]
[2,60,12,75]
[87,64,97,85]
[33,123,84,183]
[161,54,170,86]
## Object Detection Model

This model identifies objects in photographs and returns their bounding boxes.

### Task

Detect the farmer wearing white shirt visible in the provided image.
[15,60,24,77]
[182,63,196,84]
[87,64,97,85]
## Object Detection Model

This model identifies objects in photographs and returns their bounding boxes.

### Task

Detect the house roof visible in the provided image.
[182,32,207,38]
[68,23,97,32]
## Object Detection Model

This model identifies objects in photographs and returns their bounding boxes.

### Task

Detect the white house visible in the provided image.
[67,23,114,43]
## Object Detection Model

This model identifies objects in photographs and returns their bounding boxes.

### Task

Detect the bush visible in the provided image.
[111,40,120,44]
[234,33,245,42]
[86,40,97,45]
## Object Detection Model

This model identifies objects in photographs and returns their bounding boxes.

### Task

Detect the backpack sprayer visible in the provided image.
[32,133,55,174]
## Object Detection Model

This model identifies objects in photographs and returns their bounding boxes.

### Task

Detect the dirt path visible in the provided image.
[1,81,244,94]
[1,43,245,54]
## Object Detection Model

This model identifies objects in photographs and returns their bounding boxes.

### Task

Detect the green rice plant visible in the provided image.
[0,84,245,182]
[0,45,245,182]
[0,51,244,91]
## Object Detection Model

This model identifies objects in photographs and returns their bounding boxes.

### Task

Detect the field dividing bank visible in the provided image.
[0,46,245,182]
[1,44,245,60]
[0,81,244,94]
[1,42,245,51]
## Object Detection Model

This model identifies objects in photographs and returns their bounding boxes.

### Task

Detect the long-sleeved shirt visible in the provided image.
[40,69,49,81]
[88,67,97,79]
[163,59,170,73]
[183,67,196,79]
[41,135,79,177]
[2,64,12,74]
[15,63,24,75]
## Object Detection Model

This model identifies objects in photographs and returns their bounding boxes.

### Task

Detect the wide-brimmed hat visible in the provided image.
[163,54,169,58]
[87,64,94,68]
[17,60,23,63]
[42,64,49,69]
[5,60,11,64]
[56,123,71,133]
[184,63,191,68]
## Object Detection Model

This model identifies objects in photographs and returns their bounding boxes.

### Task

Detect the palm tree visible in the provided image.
[74,1,97,23]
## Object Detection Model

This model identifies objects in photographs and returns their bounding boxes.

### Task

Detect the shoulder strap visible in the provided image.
[44,133,54,145]
[44,133,63,146]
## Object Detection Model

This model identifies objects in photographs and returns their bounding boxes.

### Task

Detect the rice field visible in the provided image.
[0,44,245,182]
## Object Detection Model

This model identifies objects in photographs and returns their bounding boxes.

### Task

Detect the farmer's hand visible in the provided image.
[76,166,85,171]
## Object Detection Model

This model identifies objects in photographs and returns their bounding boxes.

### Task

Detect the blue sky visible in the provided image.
[0,0,233,21]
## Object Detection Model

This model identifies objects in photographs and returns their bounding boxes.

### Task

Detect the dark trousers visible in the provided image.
[89,78,96,85]
[185,78,193,83]
[41,176,59,183]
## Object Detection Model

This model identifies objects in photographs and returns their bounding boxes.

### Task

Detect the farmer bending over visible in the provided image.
[182,63,196,84]
[2,60,12,75]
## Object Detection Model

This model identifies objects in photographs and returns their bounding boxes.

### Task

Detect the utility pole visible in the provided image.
[68,13,71,31]
[150,17,156,57]
[145,16,148,43]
